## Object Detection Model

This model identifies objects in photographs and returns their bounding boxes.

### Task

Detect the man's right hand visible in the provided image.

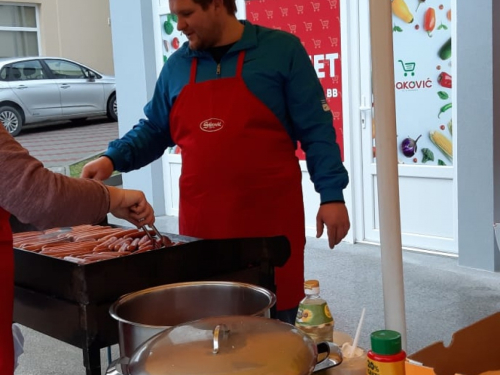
[81,156,114,180]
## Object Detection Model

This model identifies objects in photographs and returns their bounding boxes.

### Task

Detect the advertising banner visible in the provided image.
[245,0,344,160]
[392,0,453,166]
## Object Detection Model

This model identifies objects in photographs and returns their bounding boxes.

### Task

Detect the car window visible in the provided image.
[44,59,86,79]
[0,66,12,81]
[0,60,45,81]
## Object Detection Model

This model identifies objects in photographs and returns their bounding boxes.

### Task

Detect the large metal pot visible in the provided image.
[109,281,276,358]
[106,315,342,375]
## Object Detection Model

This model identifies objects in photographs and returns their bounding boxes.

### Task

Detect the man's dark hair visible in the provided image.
[193,0,237,14]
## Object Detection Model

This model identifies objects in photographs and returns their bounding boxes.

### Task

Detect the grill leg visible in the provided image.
[83,345,101,375]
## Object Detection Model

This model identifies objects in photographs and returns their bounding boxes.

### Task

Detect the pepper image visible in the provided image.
[439,38,452,60]
[438,72,452,88]
[392,0,414,23]
[172,37,180,49]
[424,7,436,37]
[438,103,452,118]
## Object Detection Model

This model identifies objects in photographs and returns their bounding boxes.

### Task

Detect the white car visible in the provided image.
[0,56,117,136]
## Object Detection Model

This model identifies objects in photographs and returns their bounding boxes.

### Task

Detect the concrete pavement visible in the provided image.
[15,118,118,168]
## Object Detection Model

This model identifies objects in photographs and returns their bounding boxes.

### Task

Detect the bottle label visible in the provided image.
[296,302,333,326]
[367,358,405,375]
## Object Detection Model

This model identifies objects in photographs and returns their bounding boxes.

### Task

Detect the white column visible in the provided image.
[109,0,166,216]
[369,0,407,349]
[455,0,500,271]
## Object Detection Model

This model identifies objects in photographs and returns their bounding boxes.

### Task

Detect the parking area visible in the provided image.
[15,118,118,168]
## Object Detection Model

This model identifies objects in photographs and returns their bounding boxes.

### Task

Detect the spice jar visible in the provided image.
[367,330,406,375]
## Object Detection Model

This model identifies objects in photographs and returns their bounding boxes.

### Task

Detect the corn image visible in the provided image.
[429,131,452,161]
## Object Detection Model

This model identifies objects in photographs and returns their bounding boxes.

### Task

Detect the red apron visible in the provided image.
[0,208,14,374]
[170,51,305,310]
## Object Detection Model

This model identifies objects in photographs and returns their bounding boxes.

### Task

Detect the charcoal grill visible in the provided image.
[13,232,290,375]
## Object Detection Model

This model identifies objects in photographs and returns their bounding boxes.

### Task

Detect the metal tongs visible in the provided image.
[140,223,167,249]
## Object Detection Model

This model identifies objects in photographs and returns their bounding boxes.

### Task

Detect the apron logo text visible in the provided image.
[200,118,224,132]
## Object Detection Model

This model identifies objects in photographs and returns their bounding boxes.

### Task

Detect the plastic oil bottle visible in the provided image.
[295,279,334,343]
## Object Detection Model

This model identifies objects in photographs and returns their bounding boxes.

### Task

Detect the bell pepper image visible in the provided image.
[392,0,414,23]
[424,7,436,37]
[438,72,452,88]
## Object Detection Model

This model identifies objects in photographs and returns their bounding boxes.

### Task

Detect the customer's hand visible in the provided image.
[81,156,114,181]
[316,202,350,249]
[107,186,155,227]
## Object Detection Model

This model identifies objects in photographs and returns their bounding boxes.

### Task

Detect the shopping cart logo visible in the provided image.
[398,60,416,77]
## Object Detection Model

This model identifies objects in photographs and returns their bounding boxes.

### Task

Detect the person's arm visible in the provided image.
[284,37,349,203]
[0,126,153,229]
[102,63,176,174]
[284,37,350,247]
[107,186,155,227]
[315,202,350,249]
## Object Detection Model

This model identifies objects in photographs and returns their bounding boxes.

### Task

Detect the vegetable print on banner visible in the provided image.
[245,0,344,161]
[161,13,187,63]
[392,0,453,166]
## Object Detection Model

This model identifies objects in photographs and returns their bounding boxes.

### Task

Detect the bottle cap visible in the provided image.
[304,280,319,288]
[304,280,320,295]
[370,330,402,355]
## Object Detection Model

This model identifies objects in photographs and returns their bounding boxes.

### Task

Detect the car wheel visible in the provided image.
[107,93,118,122]
[0,105,24,137]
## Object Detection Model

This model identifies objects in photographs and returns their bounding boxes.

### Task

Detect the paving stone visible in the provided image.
[16,120,118,168]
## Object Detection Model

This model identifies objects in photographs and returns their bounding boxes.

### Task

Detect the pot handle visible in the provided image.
[313,342,344,373]
[316,342,331,364]
[212,324,229,354]
[105,357,130,375]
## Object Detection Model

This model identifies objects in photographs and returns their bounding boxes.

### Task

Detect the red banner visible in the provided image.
[245,0,344,160]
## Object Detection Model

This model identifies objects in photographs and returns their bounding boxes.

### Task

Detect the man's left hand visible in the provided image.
[316,202,350,249]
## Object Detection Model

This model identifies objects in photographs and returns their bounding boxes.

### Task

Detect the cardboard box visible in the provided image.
[406,312,500,375]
